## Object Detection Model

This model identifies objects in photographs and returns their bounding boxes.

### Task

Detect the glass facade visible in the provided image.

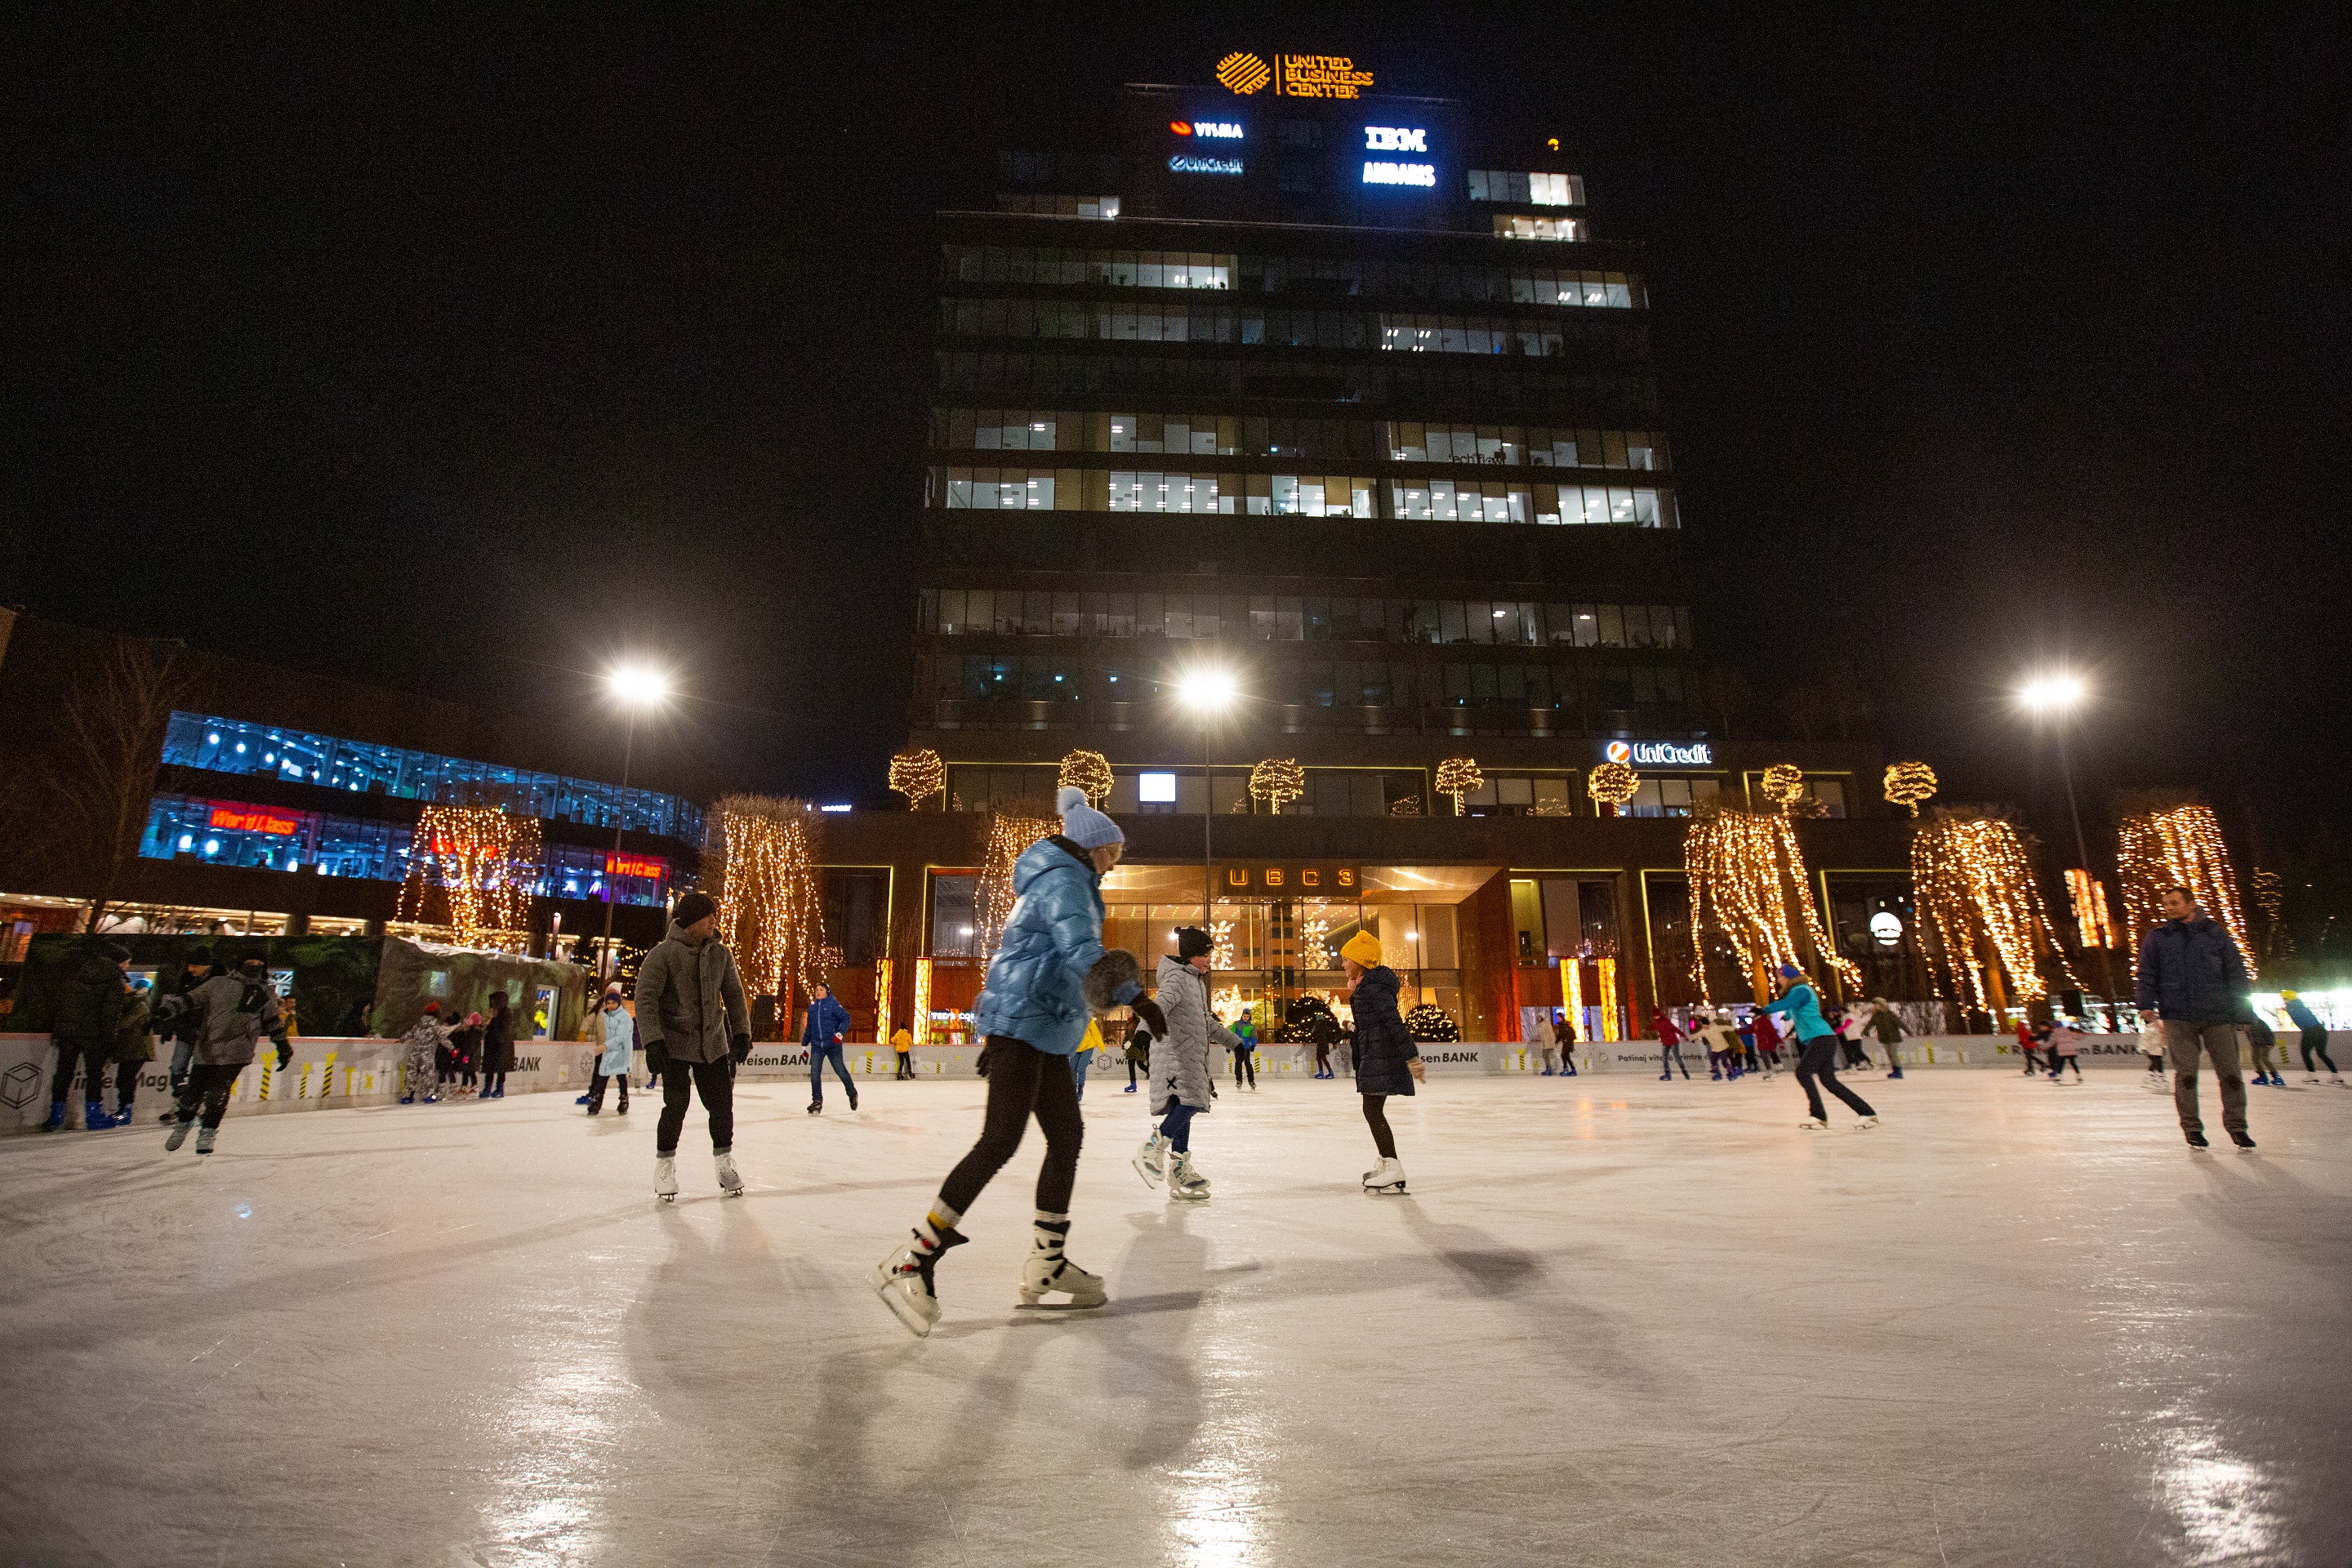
[137,794,675,906]
[161,711,702,842]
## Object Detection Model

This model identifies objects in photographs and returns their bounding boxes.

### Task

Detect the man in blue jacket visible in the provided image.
[804,981,856,1114]
[2134,886,2254,1149]
[873,786,1160,1338]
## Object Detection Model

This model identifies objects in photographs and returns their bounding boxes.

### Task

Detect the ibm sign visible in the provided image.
[1603,739,1713,768]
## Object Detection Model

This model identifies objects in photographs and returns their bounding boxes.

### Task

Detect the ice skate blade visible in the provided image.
[1015,1294,1107,1310]
[658,1193,675,1202]
[1363,1182,1408,1195]
[1169,1188,1209,1202]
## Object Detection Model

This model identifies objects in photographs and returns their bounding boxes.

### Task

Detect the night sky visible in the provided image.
[7,10,2346,923]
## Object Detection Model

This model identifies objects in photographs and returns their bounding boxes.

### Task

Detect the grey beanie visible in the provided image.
[1057,785,1125,851]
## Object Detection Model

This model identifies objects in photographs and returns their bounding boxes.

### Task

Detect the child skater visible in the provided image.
[1132,926,1230,1200]
[873,787,1160,1338]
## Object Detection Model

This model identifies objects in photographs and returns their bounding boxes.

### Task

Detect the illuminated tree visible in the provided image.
[1056,749,1114,807]
[888,748,945,810]
[1911,810,2074,1013]
[1683,809,1859,1004]
[705,795,826,1004]
[1586,761,1639,816]
[399,804,540,947]
[2116,799,2255,979]
[977,809,1062,957]
[1249,757,1307,814]
[1883,761,1938,817]
[1760,763,1806,816]
[1435,758,1483,817]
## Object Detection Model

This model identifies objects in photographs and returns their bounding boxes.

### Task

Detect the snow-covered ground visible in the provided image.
[2,1067,2345,1566]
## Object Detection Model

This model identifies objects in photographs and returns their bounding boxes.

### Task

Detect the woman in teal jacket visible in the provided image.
[1766,964,1878,1130]
[875,786,1160,1338]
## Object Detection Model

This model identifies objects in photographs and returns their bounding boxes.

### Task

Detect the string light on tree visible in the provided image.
[706,795,827,1005]
[397,804,539,947]
[2065,868,2118,950]
[1435,757,1483,816]
[1912,810,2074,1014]
[1249,757,1307,814]
[1683,808,1860,1004]
[976,808,1061,956]
[888,748,945,810]
[1761,764,1806,816]
[1883,761,1938,817]
[1587,761,1639,816]
[2116,800,2256,980]
[1056,749,1114,807]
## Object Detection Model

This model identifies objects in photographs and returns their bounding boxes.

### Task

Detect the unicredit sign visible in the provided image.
[1604,739,1713,768]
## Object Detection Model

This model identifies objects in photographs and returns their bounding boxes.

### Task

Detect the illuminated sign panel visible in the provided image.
[1363,160,1436,187]
[1603,740,1714,768]
[605,853,667,880]
[1170,120,1244,139]
[1217,51,1373,98]
[207,804,301,835]
[1364,127,1426,152]
[1361,125,1434,188]
[1170,154,1244,176]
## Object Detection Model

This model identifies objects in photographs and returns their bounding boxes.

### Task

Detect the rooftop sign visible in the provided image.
[1604,740,1715,768]
[1217,51,1374,99]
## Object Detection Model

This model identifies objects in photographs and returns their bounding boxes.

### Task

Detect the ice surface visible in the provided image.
[2,1070,2347,1566]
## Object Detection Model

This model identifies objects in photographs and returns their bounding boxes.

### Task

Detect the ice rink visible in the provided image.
[2,1067,2346,1566]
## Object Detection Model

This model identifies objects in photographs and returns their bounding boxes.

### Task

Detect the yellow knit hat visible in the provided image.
[1340,930,1385,967]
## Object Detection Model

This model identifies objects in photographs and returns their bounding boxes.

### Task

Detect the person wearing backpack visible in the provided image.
[164,955,290,1155]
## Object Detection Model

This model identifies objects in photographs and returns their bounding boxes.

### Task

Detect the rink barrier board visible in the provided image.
[6,1031,2329,1131]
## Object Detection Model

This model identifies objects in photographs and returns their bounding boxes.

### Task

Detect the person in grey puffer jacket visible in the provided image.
[163,956,290,1155]
[1132,927,1235,1201]
[631,892,751,1200]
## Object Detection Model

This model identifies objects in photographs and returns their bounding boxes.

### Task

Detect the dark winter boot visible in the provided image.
[84,1100,108,1130]
[39,1100,65,1132]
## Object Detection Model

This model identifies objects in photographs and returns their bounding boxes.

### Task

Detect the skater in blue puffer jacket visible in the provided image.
[874,786,1163,1338]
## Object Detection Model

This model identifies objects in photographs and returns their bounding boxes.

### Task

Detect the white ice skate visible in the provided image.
[1017,1251,1107,1309]
[1855,1114,1881,1130]
[1168,1151,1209,1202]
[715,1151,744,1197]
[654,1155,679,1202]
[1798,1117,1827,1131]
[1132,1131,1169,1188]
[874,1228,966,1339]
[1362,1156,1408,1195]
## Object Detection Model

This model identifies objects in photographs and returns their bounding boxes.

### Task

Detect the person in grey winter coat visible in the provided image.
[163,956,291,1155]
[2134,886,2255,1149]
[632,892,751,1199]
[42,942,130,1132]
[874,786,1159,1338]
[1133,928,1235,1200]
[1340,929,1422,1191]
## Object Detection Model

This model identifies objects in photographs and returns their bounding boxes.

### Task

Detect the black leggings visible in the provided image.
[174,1062,243,1129]
[2302,1029,2338,1073]
[1361,1094,1398,1159]
[2050,1054,2082,1079]
[1796,1039,1876,1121]
[940,1037,1083,1216]
[482,1071,506,1094]
[657,1056,735,1155]
[1233,1047,1255,1087]
[1315,1042,1331,1073]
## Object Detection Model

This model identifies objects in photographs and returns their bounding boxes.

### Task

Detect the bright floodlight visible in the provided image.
[1177,668,1238,711]
[607,662,672,708]
[2018,671,2087,713]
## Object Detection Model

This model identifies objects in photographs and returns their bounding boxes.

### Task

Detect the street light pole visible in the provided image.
[600,707,637,978]
[1202,710,1214,929]
[2020,670,2116,1027]
[599,662,672,980]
